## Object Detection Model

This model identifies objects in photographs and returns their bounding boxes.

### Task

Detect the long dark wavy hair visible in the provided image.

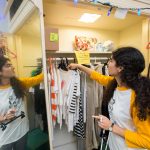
[102,47,150,121]
[0,56,26,99]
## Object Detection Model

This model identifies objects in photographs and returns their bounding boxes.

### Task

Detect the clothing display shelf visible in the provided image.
[46,51,112,58]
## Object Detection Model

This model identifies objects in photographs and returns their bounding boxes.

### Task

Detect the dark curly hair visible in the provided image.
[102,47,150,121]
[0,56,26,99]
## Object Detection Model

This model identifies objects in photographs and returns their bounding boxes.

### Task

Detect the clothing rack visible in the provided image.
[48,57,109,63]
[43,51,112,150]
[46,51,112,64]
[23,58,42,68]
[47,52,110,150]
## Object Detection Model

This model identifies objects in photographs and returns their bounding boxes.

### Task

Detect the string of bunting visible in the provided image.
[74,0,150,17]
[90,0,150,10]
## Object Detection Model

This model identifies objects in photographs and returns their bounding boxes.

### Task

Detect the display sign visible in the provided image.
[50,33,59,42]
[75,50,90,64]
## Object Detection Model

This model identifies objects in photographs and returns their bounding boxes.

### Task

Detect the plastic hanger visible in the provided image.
[58,57,68,71]
[0,111,25,131]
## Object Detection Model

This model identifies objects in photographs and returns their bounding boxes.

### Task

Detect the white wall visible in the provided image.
[46,25,120,52]
[119,19,149,75]
[20,35,42,77]
[119,22,142,50]
[14,34,42,77]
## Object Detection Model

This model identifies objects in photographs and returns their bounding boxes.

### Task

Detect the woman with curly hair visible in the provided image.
[0,56,43,150]
[68,47,150,150]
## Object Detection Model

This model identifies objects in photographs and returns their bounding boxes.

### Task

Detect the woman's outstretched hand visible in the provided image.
[67,63,79,70]
[68,63,93,76]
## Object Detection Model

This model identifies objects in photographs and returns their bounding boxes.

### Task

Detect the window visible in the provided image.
[9,0,23,20]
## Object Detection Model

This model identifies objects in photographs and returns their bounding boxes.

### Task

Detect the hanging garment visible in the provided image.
[34,84,48,132]
[27,68,46,131]
[93,63,104,148]
[85,63,104,150]
[26,90,36,130]
[85,74,96,150]
[93,63,104,109]
[55,67,63,128]
[56,68,80,131]
[74,95,85,138]
[50,62,58,126]
[47,67,54,139]
[58,69,74,121]
[147,63,150,79]
[67,70,80,132]
[102,63,109,76]
[74,72,85,138]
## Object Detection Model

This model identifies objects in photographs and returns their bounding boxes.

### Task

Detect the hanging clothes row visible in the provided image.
[47,57,109,150]
[27,66,48,133]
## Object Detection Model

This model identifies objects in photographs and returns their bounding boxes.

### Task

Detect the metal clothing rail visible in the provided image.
[47,57,110,64]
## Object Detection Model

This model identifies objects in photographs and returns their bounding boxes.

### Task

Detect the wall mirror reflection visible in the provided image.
[0,1,49,150]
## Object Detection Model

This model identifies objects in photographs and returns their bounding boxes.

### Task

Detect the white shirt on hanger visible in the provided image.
[0,87,29,147]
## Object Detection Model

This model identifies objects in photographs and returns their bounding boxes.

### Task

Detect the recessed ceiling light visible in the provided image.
[79,13,101,23]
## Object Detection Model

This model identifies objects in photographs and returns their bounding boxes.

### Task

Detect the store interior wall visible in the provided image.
[15,10,42,77]
[47,25,120,51]
[16,34,42,77]
[142,19,150,75]
[6,35,19,75]
[3,9,42,78]
[119,22,142,50]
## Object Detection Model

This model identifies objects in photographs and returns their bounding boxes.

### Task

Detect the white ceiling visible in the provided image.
[43,0,147,31]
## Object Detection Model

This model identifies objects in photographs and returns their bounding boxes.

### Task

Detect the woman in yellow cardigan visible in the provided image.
[68,47,150,150]
[0,56,43,150]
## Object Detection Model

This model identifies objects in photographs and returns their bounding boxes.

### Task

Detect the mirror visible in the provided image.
[0,1,49,150]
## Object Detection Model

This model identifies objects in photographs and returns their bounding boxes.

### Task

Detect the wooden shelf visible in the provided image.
[46,51,112,58]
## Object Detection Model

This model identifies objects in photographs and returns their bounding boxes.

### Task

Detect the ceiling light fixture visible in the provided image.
[79,13,101,23]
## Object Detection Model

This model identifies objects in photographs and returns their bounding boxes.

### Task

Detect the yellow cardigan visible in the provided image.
[0,74,44,90]
[20,73,44,89]
[90,71,150,149]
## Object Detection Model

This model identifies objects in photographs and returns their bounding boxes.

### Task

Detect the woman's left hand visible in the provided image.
[92,115,112,130]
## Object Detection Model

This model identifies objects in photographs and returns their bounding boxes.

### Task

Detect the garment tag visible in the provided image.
[29,87,34,93]
[40,82,45,89]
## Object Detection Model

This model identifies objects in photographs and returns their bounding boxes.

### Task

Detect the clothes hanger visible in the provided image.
[65,57,69,67]
[58,57,68,71]
[0,111,25,131]
[93,57,99,66]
